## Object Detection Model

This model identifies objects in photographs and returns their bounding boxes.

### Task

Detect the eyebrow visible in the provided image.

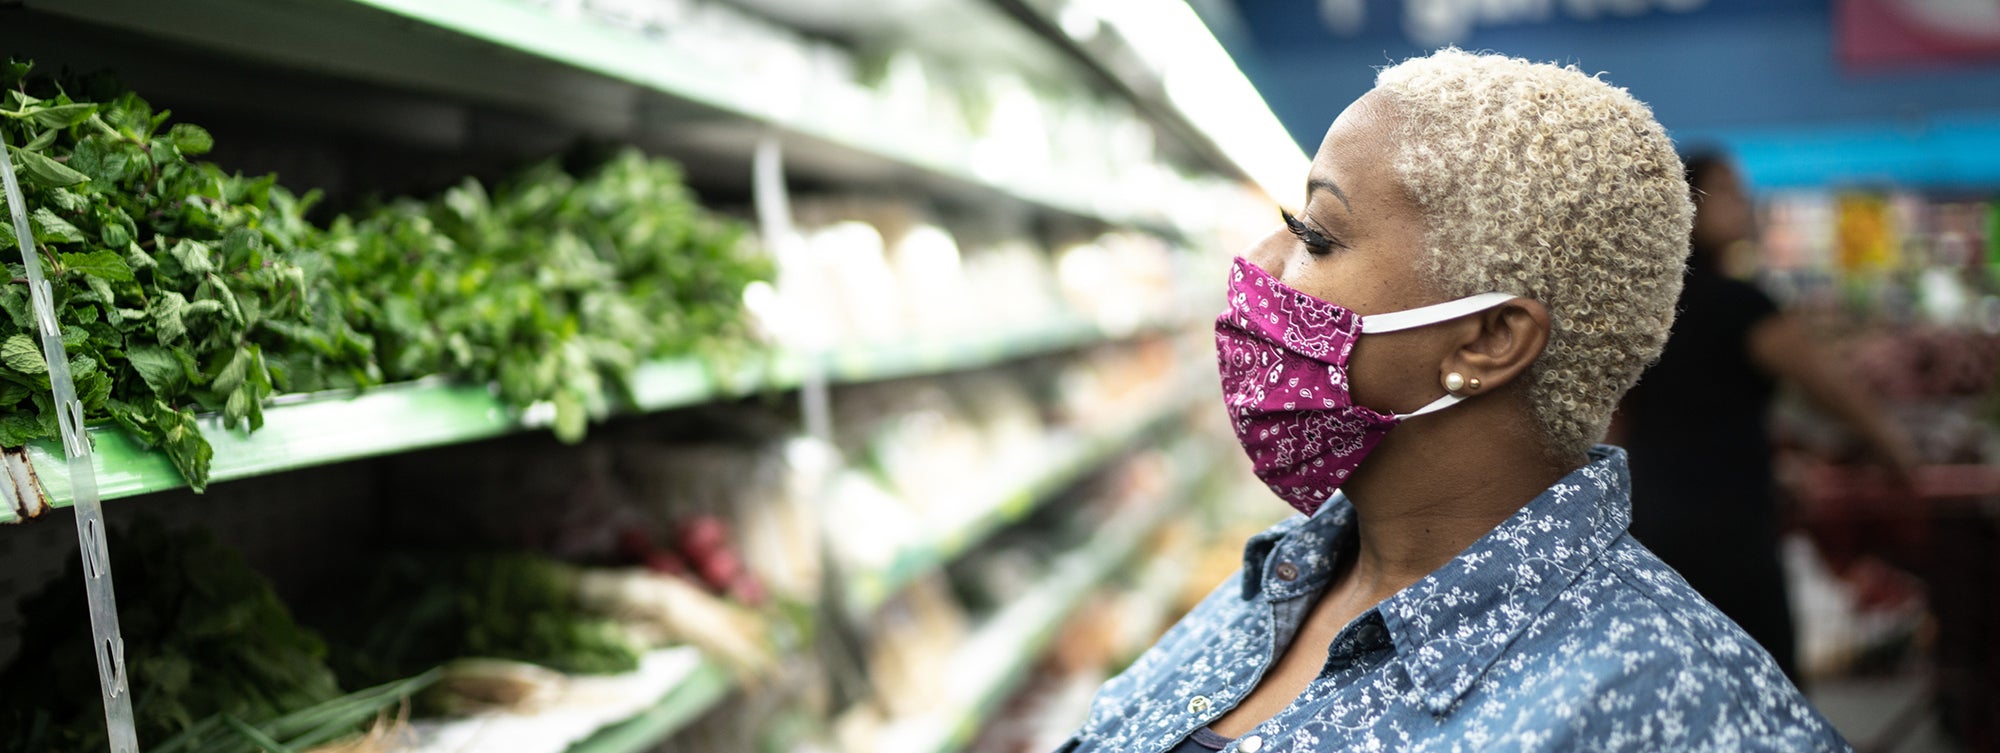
[1308,178,1352,213]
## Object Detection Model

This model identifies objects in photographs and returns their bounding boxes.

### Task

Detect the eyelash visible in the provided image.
[1282,210,1340,254]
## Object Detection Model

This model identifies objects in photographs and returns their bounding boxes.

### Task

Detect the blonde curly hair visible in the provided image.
[1374,48,1692,458]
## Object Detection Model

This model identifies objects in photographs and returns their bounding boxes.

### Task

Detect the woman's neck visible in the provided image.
[1333,404,1578,601]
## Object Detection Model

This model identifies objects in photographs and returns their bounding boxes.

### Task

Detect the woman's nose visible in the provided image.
[1243,226,1291,278]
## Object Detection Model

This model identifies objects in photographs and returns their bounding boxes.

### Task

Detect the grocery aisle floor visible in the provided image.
[1812,674,1962,753]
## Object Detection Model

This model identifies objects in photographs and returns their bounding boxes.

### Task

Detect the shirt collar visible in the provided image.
[1237,445,1635,714]
[1240,493,1353,602]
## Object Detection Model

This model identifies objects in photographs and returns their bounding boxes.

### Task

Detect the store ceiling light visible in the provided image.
[1088,0,1310,207]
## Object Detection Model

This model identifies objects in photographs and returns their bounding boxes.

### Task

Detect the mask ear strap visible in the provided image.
[1360,293,1519,334]
[1394,392,1465,420]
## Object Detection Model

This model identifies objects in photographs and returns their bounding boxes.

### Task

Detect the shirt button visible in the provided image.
[1274,562,1299,581]
[1240,735,1265,753]
[1187,695,1212,714]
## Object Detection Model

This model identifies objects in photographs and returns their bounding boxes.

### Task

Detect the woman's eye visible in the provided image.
[1282,210,1338,254]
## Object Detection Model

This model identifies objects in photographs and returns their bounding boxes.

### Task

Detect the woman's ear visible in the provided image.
[1446,299,1550,393]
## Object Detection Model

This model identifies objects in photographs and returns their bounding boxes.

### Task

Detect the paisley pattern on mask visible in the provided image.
[1054,447,1851,753]
[1216,257,1398,515]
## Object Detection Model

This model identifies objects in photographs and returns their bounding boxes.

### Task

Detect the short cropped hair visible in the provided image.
[1374,48,1693,458]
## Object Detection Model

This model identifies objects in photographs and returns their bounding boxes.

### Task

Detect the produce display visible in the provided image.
[816,343,1186,580]
[827,441,1222,753]
[0,524,770,753]
[616,514,770,607]
[0,8,1234,751]
[0,524,349,753]
[0,60,772,490]
[1748,191,2000,469]
[0,341,1201,753]
[766,198,1200,351]
[958,465,1272,753]
[0,61,375,489]
[320,553,645,690]
[520,0,1248,235]
[326,152,768,442]
[142,671,440,753]
[319,545,785,693]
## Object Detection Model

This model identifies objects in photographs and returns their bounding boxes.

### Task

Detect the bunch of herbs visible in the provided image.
[0,524,346,752]
[0,60,377,490]
[325,150,769,442]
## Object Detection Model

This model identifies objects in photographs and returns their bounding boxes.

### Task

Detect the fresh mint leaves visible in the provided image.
[1,60,376,491]
[1,60,771,491]
[327,152,769,441]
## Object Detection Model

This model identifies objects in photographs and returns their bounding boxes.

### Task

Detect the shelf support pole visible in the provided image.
[1,131,139,753]
[753,134,832,444]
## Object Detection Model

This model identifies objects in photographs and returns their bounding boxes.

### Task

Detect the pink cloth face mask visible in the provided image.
[1215,256,1517,515]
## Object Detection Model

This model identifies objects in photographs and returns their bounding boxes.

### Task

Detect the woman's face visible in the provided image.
[1240,90,1459,414]
[1691,161,1753,252]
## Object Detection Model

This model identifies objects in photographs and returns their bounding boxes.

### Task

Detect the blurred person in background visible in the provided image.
[1615,150,1920,687]
[1057,50,1847,752]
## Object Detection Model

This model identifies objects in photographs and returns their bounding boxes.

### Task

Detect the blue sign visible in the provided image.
[1225,0,2000,188]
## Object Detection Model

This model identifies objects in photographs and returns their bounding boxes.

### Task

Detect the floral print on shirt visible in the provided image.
[1058,446,1850,753]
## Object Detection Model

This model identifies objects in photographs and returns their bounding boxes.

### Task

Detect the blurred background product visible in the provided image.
[3,2,1999,753]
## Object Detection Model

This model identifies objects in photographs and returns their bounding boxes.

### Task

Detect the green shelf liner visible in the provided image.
[6,317,1197,522]
[561,657,737,753]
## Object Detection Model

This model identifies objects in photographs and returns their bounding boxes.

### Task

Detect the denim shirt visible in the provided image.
[1058,446,1850,753]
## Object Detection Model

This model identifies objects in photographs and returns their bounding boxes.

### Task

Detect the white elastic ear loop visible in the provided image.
[1360,292,1519,334]
[1366,292,1520,420]
[1393,392,1464,420]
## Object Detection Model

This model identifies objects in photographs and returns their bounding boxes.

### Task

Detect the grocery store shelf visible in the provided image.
[404,407,1207,753]
[17,0,1176,231]
[19,378,524,520]
[5,315,1195,522]
[561,656,736,753]
[396,649,731,753]
[845,385,1201,614]
[409,389,1203,753]
[874,436,1217,753]
[822,317,1103,385]
[986,0,1232,180]
[987,0,1307,205]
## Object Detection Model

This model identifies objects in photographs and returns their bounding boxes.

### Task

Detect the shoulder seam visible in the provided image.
[1600,541,1777,715]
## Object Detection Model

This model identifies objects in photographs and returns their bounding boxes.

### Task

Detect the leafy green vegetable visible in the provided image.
[327,150,769,441]
[2,333,45,374]
[6,143,89,186]
[1,59,772,491]
[143,670,439,753]
[0,60,378,491]
[0,523,344,753]
[321,552,642,688]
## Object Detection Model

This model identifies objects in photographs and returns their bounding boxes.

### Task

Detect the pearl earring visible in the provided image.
[1443,372,1467,392]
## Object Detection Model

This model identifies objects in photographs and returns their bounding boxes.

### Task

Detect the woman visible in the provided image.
[1057,50,1847,752]
[1619,152,1917,686]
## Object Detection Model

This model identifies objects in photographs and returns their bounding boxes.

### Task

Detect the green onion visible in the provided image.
[219,716,293,753]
